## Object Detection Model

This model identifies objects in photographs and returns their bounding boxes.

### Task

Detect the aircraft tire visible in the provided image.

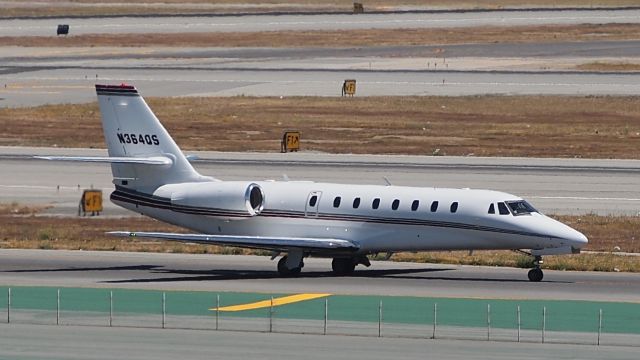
[331,257,356,276]
[277,256,302,277]
[527,268,543,282]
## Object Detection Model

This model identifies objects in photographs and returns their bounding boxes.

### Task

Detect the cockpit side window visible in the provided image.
[506,200,538,216]
[488,203,495,214]
[498,202,510,215]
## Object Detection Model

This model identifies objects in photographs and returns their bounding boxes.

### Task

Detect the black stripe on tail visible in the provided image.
[95,84,139,96]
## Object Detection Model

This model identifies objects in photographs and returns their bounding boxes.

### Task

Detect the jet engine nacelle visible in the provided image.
[156,181,265,217]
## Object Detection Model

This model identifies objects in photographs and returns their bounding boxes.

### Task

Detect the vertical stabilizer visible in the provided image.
[95,84,210,192]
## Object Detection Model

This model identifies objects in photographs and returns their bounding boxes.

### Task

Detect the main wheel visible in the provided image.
[277,256,302,277]
[331,257,356,276]
[527,268,544,282]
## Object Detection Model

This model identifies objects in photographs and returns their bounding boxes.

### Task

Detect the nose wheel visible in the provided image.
[527,255,544,282]
[527,267,543,282]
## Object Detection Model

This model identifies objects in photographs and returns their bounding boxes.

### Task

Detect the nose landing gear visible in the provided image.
[527,255,544,282]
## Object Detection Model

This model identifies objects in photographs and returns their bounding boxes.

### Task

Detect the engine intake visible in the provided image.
[245,183,264,215]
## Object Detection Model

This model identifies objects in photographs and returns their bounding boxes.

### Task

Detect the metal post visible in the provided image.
[216,294,220,331]
[56,289,60,325]
[7,288,11,324]
[162,292,166,329]
[597,309,602,346]
[109,291,113,327]
[517,305,521,343]
[432,303,437,339]
[487,304,491,341]
[542,306,546,343]
[269,296,273,333]
[378,300,383,338]
[323,298,328,335]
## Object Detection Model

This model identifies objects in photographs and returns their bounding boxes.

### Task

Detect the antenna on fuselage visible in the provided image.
[383,177,392,186]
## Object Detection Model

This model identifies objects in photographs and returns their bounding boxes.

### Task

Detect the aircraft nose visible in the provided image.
[570,229,589,248]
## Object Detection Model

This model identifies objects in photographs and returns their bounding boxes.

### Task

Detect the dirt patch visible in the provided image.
[576,61,640,72]
[3,23,640,48]
[3,1,638,18]
[1,95,640,158]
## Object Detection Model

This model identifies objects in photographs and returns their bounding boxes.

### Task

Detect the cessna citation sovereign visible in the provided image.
[40,84,588,282]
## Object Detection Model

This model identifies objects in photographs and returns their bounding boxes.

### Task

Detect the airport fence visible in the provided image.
[1,286,639,347]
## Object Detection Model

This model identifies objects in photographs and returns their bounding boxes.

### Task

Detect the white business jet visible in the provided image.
[39,84,588,282]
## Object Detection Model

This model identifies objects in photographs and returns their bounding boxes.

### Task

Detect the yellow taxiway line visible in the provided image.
[211,293,331,312]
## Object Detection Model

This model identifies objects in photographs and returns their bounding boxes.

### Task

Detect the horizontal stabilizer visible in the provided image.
[107,231,359,251]
[35,156,173,165]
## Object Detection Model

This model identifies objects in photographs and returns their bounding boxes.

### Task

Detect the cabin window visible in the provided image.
[372,198,380,209]
[488,203,495,214]
[450,202,459,213]
[506,200,537,215]
[411,200,420,211]
[333,196,341,208]
[353,197,361,209]
[309,195,318,207]
[498,202,510,215]
[392,199,400,210]
[430,201,439,212]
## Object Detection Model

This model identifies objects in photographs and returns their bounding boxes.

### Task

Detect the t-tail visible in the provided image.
[38,84,214,193]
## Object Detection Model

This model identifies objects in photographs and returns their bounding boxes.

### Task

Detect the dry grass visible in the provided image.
[0,202,52,216]
[2,1,638,18]
[576,61,640,72]
[0,206,638,272]
[2,95,640,158]
[2,23,640,48]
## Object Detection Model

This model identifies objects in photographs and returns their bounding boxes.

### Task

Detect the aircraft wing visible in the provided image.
[107,231,359,252]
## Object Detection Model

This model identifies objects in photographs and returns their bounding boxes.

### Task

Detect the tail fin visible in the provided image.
[96,84,211,191]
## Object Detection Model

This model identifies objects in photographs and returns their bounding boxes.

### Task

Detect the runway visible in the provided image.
[6,67,640,107]
[3,9,640,105]
[1,147,639,216]
[1,249,639,302]
[3,9,640,36]
[3,323,636,360]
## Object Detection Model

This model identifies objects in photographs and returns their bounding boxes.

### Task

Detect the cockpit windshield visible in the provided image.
[505,200,537,215]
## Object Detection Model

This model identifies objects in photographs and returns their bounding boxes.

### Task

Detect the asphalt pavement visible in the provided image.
[3,9,640,36]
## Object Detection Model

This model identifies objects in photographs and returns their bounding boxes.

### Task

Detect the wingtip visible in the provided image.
[106,231,135,237]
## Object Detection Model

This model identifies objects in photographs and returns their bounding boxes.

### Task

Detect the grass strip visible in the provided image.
[2,95,640,158]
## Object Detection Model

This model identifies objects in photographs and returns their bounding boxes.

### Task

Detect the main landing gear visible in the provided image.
[527,255,544,282]
[277,255,303,276]
[276,254,371,277]
[331,256,370,276]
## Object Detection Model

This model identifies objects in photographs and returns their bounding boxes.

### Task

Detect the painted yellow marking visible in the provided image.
[211,293,331,312]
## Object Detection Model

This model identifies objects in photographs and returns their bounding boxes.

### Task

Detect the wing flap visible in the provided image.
[35,156,172,165]
[107,231,359,251]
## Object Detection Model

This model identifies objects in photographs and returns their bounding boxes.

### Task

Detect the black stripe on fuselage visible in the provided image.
[111,188,554,239]
[111,187,251,218]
